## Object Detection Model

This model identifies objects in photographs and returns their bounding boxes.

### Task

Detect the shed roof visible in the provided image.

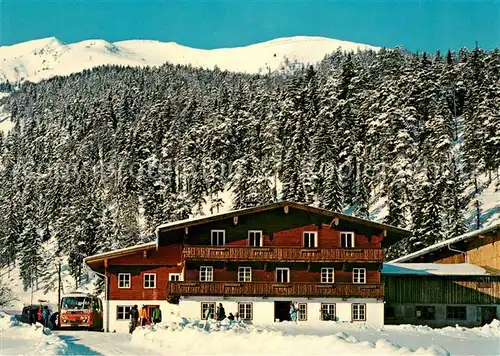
[390,223,500,263]
[382,263,497,276]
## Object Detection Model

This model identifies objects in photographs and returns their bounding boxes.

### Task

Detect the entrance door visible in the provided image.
[274,301,291,322]
[479,306,496,325]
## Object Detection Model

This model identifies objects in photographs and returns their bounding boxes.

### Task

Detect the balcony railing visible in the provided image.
[183,245,384,262]
[168,281,384,299]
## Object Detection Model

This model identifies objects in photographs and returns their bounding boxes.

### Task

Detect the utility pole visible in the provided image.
[30,265,34,306]
[57,261,62,311]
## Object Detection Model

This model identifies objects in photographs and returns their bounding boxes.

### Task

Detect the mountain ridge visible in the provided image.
[0,36,379,83]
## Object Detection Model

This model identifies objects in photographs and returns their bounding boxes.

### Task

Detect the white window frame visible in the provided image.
[200,266,214,282]
[321,303,336,321]
[298,303,307,321]
[211,230,226,246]
[116,305,131,320]
[238,302,253,320]
[276,268,290,283]
[248,230,263,247]
[303,231,318,248]
[238,267,252,282]
[353,268,366,284]
[118,273,131,289]
[201,302,216,319]
[340,232,355,248]
[143,273,156,289]
[321,268,335,284]
[169,273,181,282]
[352,303,366,321]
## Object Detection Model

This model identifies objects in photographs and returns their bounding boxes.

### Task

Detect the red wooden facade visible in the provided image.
[85,202,410,302]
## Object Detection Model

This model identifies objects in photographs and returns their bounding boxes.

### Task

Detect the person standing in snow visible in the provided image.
[42,306,50,327]
[139,305,148,326]
[216,303,226,321]
[289,302,298,324]
[129,305,139,334]
[37,306,43,324]
[152,306,162,324]
[228,313,235,321]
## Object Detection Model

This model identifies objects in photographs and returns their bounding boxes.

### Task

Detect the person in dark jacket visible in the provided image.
[42,306,50,327]
[129,305,139,334]
[228,313,235,321]
[216,303,226,321]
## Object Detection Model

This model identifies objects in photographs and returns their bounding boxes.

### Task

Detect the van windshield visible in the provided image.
[61,297,92,310]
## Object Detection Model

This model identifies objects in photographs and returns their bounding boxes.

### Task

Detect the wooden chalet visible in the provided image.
[84,201,411,332]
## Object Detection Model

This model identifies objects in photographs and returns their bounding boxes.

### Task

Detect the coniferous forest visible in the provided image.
[0,46,499,289]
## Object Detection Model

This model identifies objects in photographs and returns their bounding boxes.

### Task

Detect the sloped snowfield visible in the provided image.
[0,312,68,355]
[129,317,500,356]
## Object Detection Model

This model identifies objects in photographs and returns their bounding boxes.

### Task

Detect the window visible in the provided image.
[143,273,156,289]
[385,306,395,319]
[415,306,435,320]
[200,266,214,282]
[201,302,215,319]
[118,273,131,289]
[298,303,307,321]
[352,304,366,321]
[248,230,263,247]
[238,267,252,282]
[303,231,318,248]
[169,273,181,281]
[446,306,466,320]
[276,268,290,283]
[116,306,131,320]
[353,268,366,284]
[211,230,225,246]
[321,304,336,321]
[321,268,335,283]
[238,303,253,320]
[340,232,355,248]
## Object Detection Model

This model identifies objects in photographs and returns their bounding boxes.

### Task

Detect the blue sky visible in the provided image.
[1,1,498,52]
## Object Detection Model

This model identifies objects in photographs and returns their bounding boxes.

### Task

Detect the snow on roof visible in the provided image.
[390,223,500,263]
[382,263,490,276]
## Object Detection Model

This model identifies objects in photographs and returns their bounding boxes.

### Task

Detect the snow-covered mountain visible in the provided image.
[0,36,379,83]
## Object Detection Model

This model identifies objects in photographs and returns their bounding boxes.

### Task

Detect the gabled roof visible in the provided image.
[156,201,412,236]
[390,223,500,263]
[84,201,412,270]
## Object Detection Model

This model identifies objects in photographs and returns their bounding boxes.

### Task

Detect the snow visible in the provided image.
[0,36,379,83]
[53,329,161,355]
[382,263,490,276]
[0,312,68,355]
[129,316,500,356]
[130,317,450,356]
[2,312,498,355]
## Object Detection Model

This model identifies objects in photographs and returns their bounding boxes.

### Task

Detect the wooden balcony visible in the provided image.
[183,245,384,263]
[168,281,384,299]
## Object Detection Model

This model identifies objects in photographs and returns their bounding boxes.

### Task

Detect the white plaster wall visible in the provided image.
[178,296,384,326]
[107,300,179,333]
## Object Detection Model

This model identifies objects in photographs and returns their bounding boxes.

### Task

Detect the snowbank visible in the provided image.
[393,319,500,338]
[131,317,450,356]
[0,312,68,355]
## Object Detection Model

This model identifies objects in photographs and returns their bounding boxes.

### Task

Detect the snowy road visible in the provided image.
[53,330,160,355]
